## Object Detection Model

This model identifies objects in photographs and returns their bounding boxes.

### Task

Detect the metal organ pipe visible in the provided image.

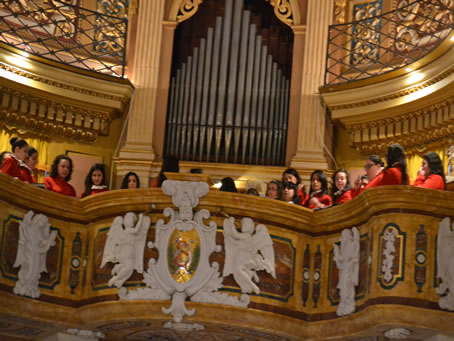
[166,0,291,165]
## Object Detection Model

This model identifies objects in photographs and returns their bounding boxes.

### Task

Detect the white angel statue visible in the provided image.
[223,217,275,295]
[436,217,454,311]
[333,227,360,316]
[101,212,150,288]
[13,211,57,298]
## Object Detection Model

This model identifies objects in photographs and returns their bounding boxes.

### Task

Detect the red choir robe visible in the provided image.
[413,174,445,190]
[44,176,76,197]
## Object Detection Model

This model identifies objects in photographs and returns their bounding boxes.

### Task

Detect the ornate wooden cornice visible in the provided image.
[0,45,134,144]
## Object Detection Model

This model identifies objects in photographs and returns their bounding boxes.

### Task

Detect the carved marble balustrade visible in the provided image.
[0,172,453,340]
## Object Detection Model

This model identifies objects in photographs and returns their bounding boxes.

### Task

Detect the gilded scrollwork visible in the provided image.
[176,0,203,23]
[267,0,294,26]
[334,0,347,24]
[350,1,382,65]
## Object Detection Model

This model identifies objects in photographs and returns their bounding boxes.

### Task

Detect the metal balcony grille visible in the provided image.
[324,0,454,86]
[0,0,128,78]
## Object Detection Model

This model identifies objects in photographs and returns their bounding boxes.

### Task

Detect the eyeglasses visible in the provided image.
[364,163,375,170]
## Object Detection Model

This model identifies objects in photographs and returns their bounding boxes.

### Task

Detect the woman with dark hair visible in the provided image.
[306,170,332,209]
[0,137,29,180]
[44,155,76,197]
[80,164,109,198]
[219,177,238,193]
[413,152,446,190]
[332,169,352,205]
[120,172,140,189]
[361,144,408,191]
[282,182,300,205]
[153,155,179,188]
[282,168,308,205]
[266,180,283,200]
[20,146,38,184]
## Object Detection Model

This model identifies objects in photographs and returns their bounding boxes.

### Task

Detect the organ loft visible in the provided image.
[0,0,454,340]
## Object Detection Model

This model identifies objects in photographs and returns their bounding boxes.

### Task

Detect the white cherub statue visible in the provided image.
[436,217,454,311]
[13,211,57,298]
[333,227,360,316]
[223,217,275,295]
[101,212,150,288]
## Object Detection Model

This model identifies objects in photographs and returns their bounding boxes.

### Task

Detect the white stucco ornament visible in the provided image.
[436,217,454,311]
[13,211,57,298]
[384,327,411,339]
[382,227,396,282]
[333,227,360,316]
[223,217,276,295]
[101,212,150,288]
[119,180,248,323]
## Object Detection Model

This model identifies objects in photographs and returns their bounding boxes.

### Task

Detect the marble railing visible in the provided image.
[0,172,453,340]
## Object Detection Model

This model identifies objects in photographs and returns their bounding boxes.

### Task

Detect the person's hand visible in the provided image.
[353,175,361,190]
[417,167,425,177]
[310,196,322,208]
[297,183,304,193]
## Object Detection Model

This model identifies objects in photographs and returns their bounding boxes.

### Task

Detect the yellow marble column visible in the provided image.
[290,0,333,171]
[115,0,166,187]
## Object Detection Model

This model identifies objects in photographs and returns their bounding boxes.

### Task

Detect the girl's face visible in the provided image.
[422,159,430,175]
[92,169,103,186]
[283,184,295,202]
[57,159,70,179]
[311,174,322,191]
[26,152,38,170]
[335,172,347,191]
[267,183,279,199]
[128,175,137,189]
[284,173,297,184]
[15,145,29,161]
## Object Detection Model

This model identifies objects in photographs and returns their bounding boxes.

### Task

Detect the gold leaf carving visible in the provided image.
[176,0,203,23]
[267,0,294,26]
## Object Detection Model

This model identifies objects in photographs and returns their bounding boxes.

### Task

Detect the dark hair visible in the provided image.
[121,172,141,189]
[50,155,73,181]
[310,170,329,196]
[10,137,28,153]
[367,155,384,167]
[81,164,107,198]
[157,155,179,187]
[0,151,11,168]
[267,180,283,200]
[332,169,351,201]
[282,167,307,196]
[246,188,259,196]
[386,144,408,185]
[220,177,237,193]
[423,152,446,189]
[28,147,37,157]
[283,182,301,205]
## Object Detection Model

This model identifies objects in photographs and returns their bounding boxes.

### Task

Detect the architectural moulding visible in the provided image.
[0,44,133,143]
[321,33,454,155]
[168,0,301,26]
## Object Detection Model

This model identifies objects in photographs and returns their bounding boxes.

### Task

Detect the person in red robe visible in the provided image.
[282,168,308,206]
[353,144,408,198]
[19,147,38,184]
[332,169,352,205]
[44,155,76,197]
[0,137,29,181]
[413,152,446,190]
[80,163,109,198]
[305,170,332,209]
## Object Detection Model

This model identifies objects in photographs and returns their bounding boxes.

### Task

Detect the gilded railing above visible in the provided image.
[0,0,128,78]
[324,0,453,86]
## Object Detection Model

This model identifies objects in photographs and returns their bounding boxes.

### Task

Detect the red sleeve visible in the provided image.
[320,194,332,207]
[1,158,21,178]
[413,174,445,190]
[334,190,352,204]
[351,187,361,199]
[44,177,55,191]
[364,168,402,189]
[20,167,35,183]
[298,189,308,206]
